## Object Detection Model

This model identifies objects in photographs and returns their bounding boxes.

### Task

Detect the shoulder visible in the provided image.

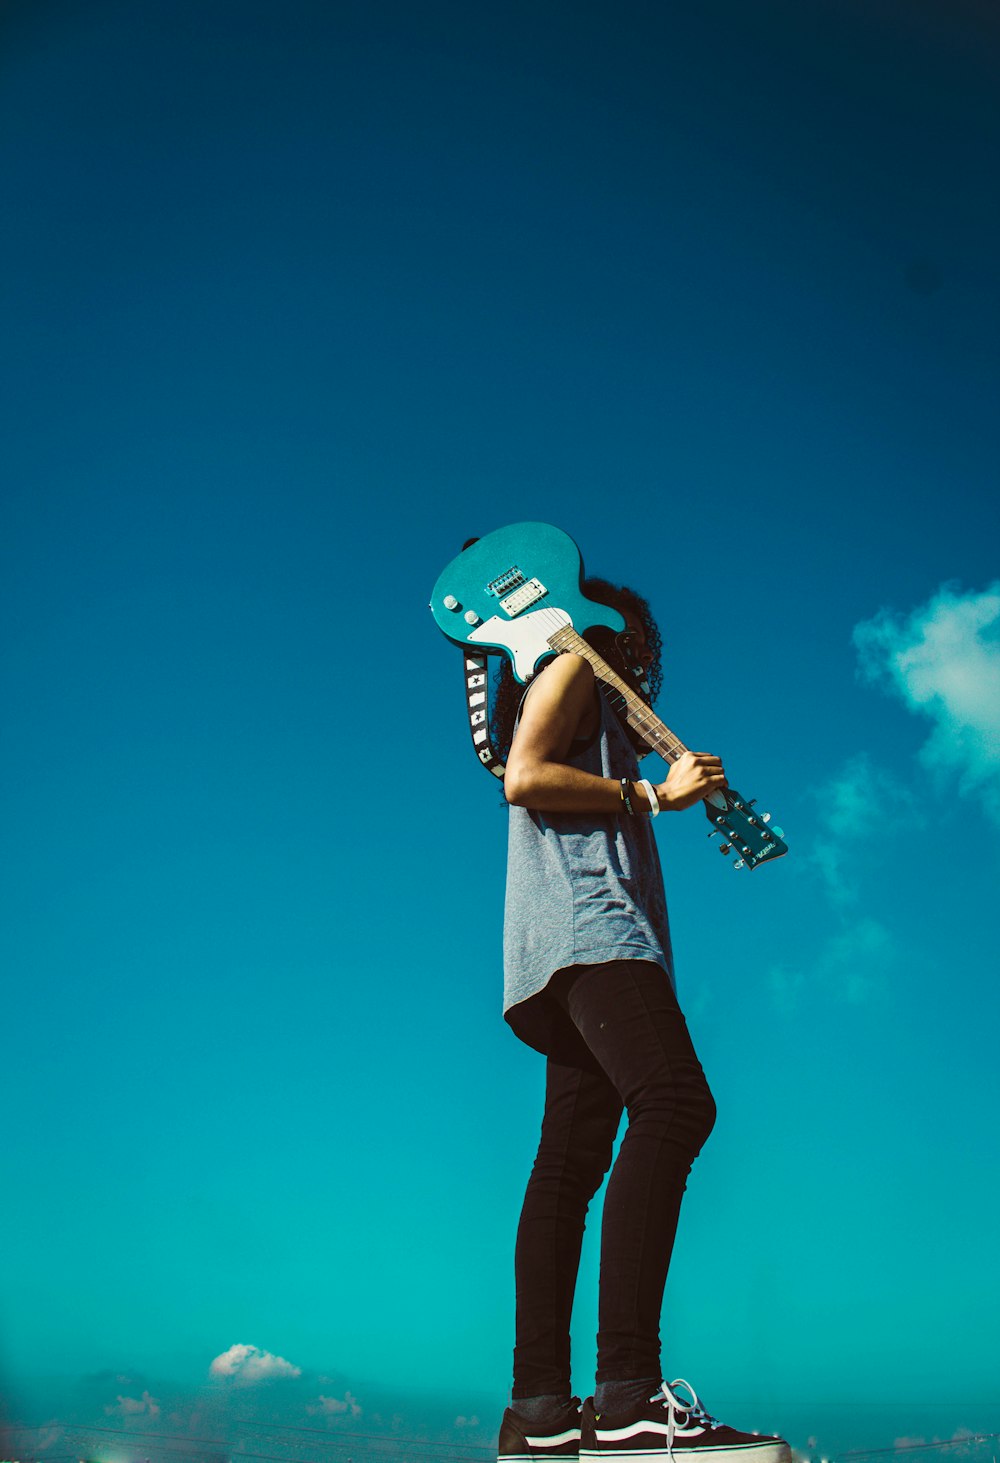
[521,653,596,716]
[513,653,600,752]
[531,652,595,694]
[504,654,602,797]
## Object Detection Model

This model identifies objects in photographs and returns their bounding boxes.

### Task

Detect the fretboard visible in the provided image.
[546,624,688,764]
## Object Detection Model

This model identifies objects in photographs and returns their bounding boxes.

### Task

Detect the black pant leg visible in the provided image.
[555,960,716,1383]
[512,1036,623,1397]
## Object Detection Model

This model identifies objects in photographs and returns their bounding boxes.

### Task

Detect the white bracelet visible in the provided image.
[637,778,660,817]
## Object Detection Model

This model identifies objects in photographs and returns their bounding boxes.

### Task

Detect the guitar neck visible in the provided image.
[546,624,689,764]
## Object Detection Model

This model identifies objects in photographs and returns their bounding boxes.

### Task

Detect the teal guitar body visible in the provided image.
[429,521,624,682]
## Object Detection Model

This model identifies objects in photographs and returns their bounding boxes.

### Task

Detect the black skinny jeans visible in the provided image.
[512,959,716,1397]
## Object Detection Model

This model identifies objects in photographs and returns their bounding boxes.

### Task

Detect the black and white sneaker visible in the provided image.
[499,1396,583,1461]
[580,1379,791,1463]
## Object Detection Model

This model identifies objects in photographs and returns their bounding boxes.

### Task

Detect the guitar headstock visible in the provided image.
[703,787,787,871]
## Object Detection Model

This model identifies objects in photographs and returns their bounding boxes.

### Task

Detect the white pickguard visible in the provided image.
[467,608,572,682]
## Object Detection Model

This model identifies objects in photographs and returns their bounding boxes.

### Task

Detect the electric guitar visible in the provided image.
[429,521,787,872]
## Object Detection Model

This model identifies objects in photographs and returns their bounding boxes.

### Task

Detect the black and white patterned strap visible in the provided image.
[462,649,507,780]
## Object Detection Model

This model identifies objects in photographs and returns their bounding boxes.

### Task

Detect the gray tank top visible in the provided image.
[503,683,674,1053]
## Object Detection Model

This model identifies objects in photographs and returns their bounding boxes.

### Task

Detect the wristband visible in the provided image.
[638,778,660,816]
[619,777,636,816]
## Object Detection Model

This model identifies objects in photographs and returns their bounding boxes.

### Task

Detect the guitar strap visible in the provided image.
[461,649,507,780]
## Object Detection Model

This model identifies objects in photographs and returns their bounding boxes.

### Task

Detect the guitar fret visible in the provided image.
[547,626,688,763]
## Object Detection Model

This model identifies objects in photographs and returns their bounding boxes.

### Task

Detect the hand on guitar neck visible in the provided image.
[656,751,729,812]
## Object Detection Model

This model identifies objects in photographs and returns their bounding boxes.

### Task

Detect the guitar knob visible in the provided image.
[464,609,481,625]
[443,594,460,610]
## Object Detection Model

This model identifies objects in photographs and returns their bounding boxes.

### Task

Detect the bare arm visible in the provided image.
[504,654,728,814]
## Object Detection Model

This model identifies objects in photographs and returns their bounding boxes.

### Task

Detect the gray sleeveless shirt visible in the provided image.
[503,684,674,1053]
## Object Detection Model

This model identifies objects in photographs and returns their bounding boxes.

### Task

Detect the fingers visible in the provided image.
[686,752,727,783]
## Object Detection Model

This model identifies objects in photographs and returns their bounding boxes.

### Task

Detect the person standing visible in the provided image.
[493,578,790,1463]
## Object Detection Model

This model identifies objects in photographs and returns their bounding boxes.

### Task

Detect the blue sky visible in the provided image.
[1,0,998,1456]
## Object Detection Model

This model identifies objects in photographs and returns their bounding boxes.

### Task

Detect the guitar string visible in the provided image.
[545,618,680,758]
[529,607,688,762]
[540,613,680,753]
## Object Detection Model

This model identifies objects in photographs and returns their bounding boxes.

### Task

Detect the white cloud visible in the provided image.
[766,916,894,1012]
[854,582,1000,821]
[767,751,909,1011]
[105,1390,161,1419]
[767,582,1000,1013]
[307,1391,362,1418]
[819,916,895,1003]
[819,754,880,843]
[767,961,807,1016]
[208,1343,302,1385]
[809,752,923,910]
[893,1432,980,1455]
[30,1426,62,1452]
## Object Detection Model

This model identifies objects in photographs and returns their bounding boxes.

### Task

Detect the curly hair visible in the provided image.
[489,576,664,764]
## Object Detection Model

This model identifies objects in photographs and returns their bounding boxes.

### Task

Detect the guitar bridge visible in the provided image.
[487,566,526,597]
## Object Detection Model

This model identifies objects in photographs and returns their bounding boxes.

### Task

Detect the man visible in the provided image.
[493,579,790,1463]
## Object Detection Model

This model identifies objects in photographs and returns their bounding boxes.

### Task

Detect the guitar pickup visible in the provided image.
[499,578,548,617]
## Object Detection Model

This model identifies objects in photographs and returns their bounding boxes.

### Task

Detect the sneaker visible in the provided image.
[499,1396,583,1461]
[580,1379,791,1463]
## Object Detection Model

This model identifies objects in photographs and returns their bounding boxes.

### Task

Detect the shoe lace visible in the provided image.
[648,1378,721,1461]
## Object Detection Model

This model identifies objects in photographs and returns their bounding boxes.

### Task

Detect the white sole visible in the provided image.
[581,1447,791,1463]
[501,1455,580,1462]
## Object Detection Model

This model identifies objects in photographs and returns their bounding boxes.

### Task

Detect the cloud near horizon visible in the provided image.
[893,1430,981,1452]
[209,1343,302,1385]
[105,1390,161,1418]
[854,581,1000,822]
[307,1391,363,1417]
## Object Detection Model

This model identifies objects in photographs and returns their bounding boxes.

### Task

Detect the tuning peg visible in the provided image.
[719,843,731,855]
[762,812,771,823]
[771,825,784,839]
[733,859,745,870]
